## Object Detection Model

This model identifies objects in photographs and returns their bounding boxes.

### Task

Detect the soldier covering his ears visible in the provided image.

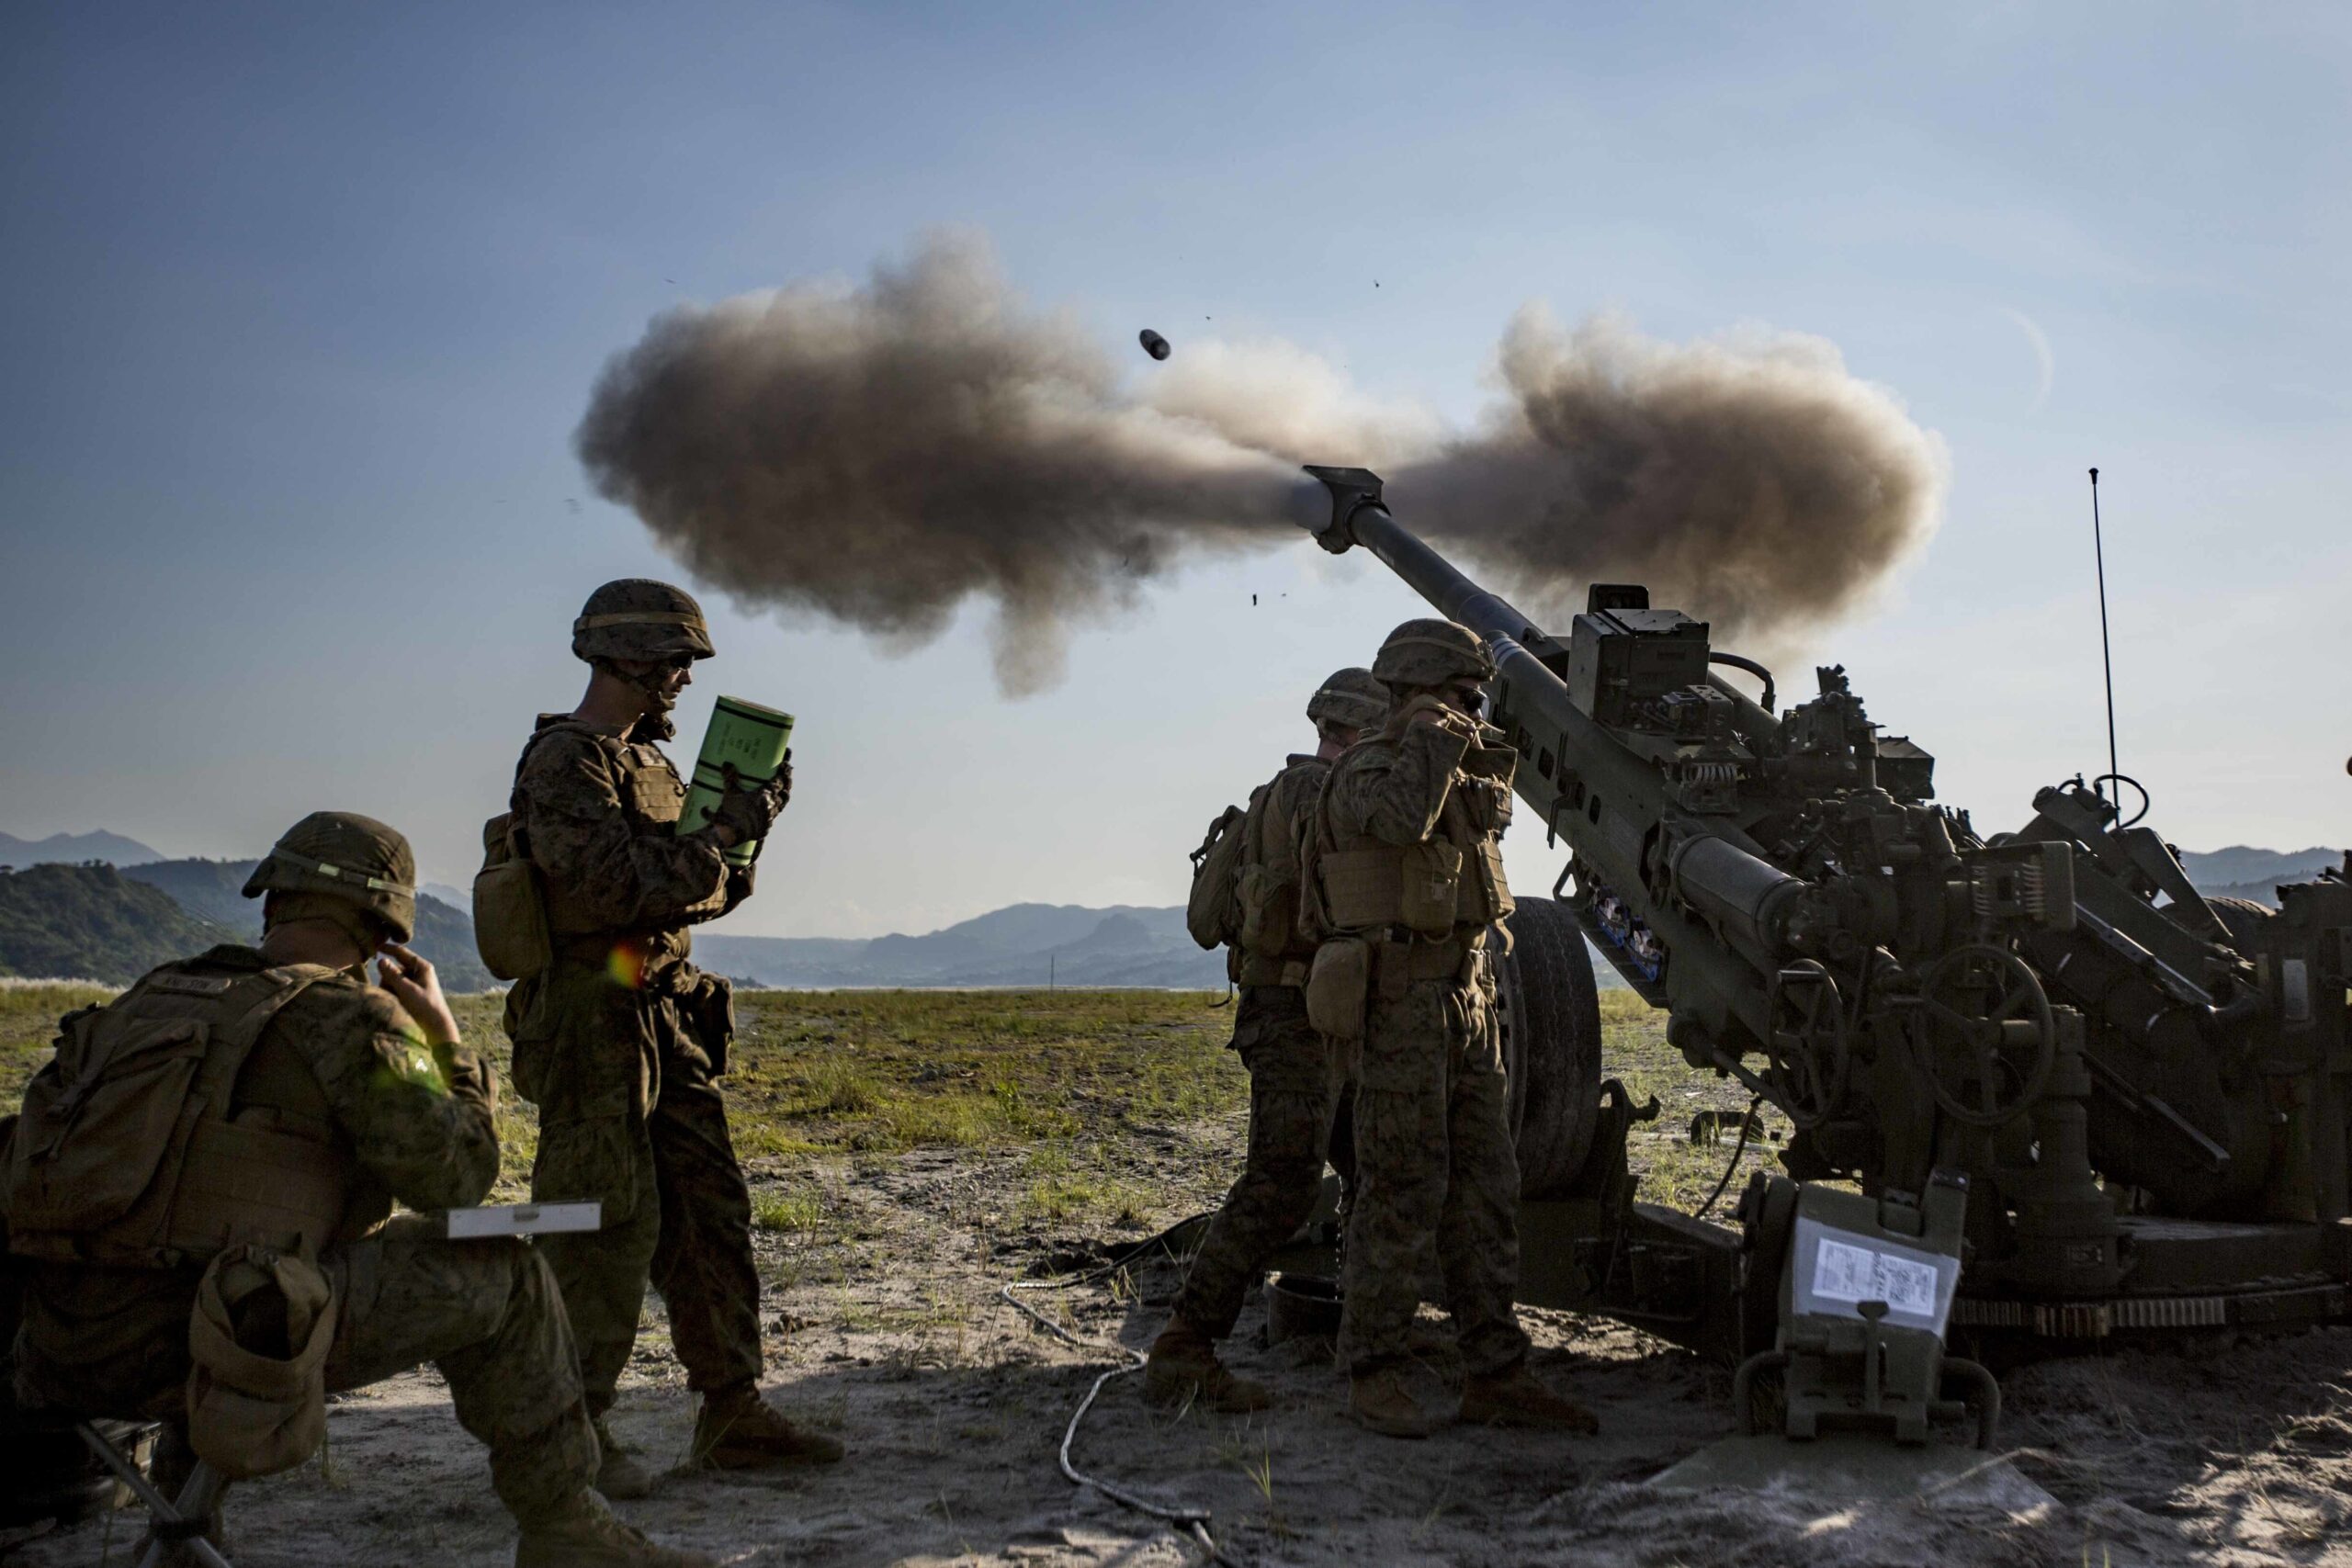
[498,580,837,1500]
[1305,619,1600,1438]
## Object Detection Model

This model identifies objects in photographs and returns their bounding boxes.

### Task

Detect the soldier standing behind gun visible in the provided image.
[1144,667,1388,1411]
[1303,619,1600,1438]
[497,580,840,1499]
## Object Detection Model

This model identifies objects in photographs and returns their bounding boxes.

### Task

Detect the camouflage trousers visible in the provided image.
[324,1217,598,1524]
[1336,972,1531,1378]
[1170,986,1347,1338]
[522,970,764,1415]
[15,1217,596,1527]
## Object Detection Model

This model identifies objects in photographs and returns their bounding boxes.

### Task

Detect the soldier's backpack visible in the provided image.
[5,964,345,1269]
[1185,804,1249,952]
[1233,769,1315,960]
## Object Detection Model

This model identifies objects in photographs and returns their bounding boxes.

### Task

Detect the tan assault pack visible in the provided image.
[5,964,349,1269]
[1185,803,1249,951]
[474,721,598,980]
[472,810,551,981]
[1235,764,1322,959]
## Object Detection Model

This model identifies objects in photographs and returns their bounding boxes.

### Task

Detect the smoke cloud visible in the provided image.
[578,231,1945,693]
[1399,307,1949,643]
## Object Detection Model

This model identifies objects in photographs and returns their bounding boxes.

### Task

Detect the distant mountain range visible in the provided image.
[2173,846,2346,906]
[0,829,166,868]
[119,858,492,993]
[0,828,2341,990]
[696,904,1226,988]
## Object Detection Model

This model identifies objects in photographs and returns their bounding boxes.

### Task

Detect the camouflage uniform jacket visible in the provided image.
[503,713,746,1113]
[511,712,742,974]
[14,944,501,1412]
[1318,711,1516,953]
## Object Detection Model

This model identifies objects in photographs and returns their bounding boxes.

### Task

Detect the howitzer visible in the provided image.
[1289,464,2352,1430]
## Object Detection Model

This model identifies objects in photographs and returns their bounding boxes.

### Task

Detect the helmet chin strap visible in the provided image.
[594,659,680,739]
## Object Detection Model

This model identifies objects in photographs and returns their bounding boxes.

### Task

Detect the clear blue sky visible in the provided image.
[4,3,2346,937]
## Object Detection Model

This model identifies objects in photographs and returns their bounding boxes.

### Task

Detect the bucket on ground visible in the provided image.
[678,695,795,867]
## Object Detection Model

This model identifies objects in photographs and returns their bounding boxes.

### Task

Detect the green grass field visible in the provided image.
[0,980,1772,1220]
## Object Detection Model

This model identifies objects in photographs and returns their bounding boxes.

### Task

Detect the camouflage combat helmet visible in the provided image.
[1372,618,1497,691]
[1307,666,1388,732]
[571,579,716,664]
[241,811,417,944]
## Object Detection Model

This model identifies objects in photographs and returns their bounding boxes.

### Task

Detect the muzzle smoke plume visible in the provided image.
[578,232,1946,693]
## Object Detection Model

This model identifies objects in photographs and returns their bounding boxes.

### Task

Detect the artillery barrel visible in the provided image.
[1299,468,1787,1055]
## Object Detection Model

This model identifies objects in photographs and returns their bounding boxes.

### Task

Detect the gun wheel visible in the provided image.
[1916,943,2057,1128]
[1763,959,1849,1130]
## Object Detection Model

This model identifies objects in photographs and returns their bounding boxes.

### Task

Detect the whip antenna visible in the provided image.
[2088,467,2120,809]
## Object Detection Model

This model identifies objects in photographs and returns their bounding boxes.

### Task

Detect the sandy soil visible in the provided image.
[7,1134,2352,1568]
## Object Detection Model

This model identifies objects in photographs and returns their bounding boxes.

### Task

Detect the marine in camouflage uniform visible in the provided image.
[1143,669,1386,1413]
[503,580,836,1499]
[5,813,706,1567]
[1309,621,1599,1439]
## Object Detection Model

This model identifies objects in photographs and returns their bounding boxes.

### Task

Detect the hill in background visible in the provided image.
[2175,846,2346,907]
[0,829,164,868]
[121,859,492,992]
[696,903,1227,988]
[0,863,232,983]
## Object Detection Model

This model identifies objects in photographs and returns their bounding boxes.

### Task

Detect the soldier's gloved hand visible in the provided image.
[706,761,786,850]
[1396,694,1476,738]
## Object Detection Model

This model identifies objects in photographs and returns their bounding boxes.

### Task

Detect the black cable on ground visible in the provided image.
[1695,1093,1765,1222]
[999,1213,1237,1566]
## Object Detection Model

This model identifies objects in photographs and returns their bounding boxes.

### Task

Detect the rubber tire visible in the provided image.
[2162,892,2273,955]
[1496,897,1605,1197]
[2204,895,2274,957]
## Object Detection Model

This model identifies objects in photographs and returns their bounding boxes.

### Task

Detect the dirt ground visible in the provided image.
[4,988,2350,1567]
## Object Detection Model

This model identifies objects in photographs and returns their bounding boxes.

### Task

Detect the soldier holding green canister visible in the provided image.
[1304,619,1600,1438]
[1144,667,1387,1411]
[493,579,837,1499]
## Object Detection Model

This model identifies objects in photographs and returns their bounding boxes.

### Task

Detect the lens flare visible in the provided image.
[606,941,650,990]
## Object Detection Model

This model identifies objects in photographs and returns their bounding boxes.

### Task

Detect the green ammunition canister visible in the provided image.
[678,695,795,867]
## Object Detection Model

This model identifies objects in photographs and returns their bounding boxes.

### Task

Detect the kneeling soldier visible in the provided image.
[4,813,707,1566]
[1145,668,1388,1410]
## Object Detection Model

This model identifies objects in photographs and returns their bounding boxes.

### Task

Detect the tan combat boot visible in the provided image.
[1143,1320,1272,1413]
[592,1414,659,1500]
[1348,1360,1448,1438]
[689,1382,845,1470]
[514,1491,714,1568]
[1460,1362,1600,1433]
